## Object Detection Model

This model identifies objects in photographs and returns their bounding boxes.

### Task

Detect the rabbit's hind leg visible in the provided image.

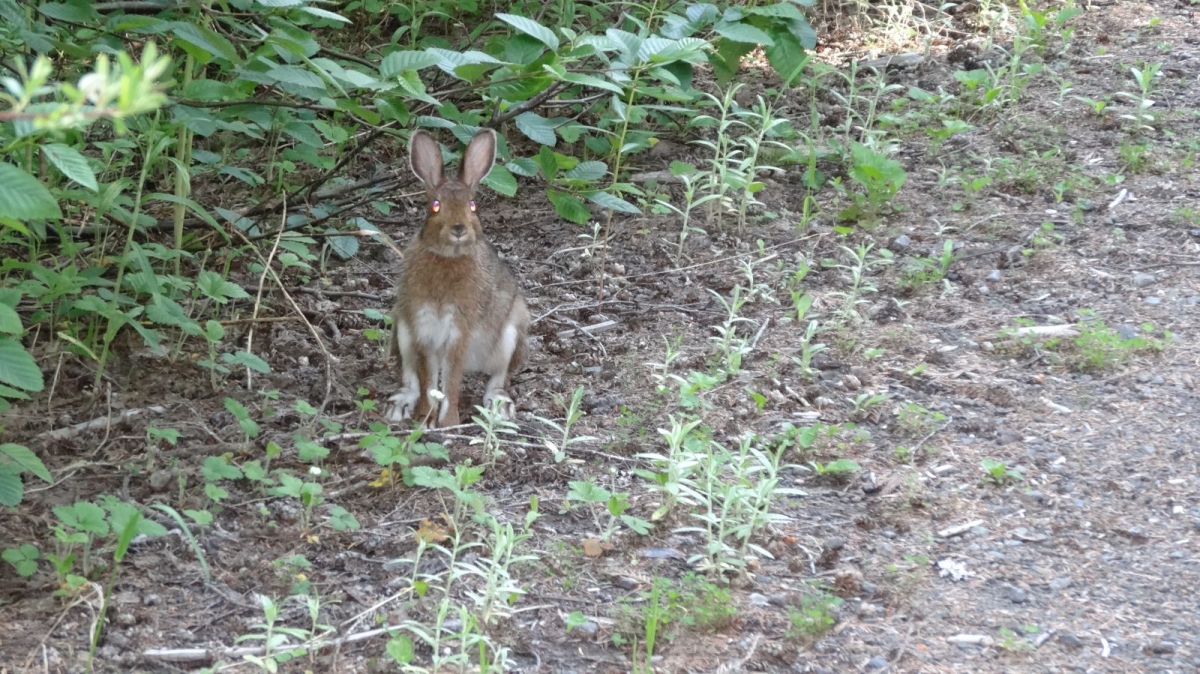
[481,322,522,421]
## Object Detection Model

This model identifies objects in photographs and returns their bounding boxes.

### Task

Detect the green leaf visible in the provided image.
[588,191,642,215]
[268,65,326,93]
[196,270,250,304]
[324,227,360,259]
[0,468,21,507]
[387,634,414,664]
[763,25,809,86]
[0,338,43,392]
[295,439,329,462]
[300,5,350,22]
[564,161,607,182]
[709,38,753,85]
[37,2,98,23]
[0,163,61,221]
[202,455,243,482]
[171,21,240,64]
[515,112,556,146]
[0,304,20,335]
[496,13,560,50]
[41,144,97,191]
[222,350,271,374]
[747,3,807,20]
[547,190,591,224]
[483,164,518,197]
[0,444,51,483]
[713,20,774,45]
[380,50,442,77]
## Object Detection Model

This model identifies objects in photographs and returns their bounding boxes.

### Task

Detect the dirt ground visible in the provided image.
[2,1,1199,672]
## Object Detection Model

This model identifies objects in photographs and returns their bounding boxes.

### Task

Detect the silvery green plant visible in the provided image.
[532,386,597,464]
[636,416,706,521]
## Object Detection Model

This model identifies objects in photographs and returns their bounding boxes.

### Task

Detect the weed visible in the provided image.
[981,459,1023,485]
[896,402,948,438]
[787,592,843,639]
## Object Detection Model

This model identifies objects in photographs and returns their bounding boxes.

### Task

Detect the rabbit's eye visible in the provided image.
[430,200,441,213]
[469,200,477,212]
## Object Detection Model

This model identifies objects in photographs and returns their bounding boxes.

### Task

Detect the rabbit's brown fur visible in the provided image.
[386,129,529,428]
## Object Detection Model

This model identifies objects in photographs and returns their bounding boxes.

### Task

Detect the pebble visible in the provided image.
[1007,586,1029,604]
[1144,296,1161,306]
[866,657,888,670]
[970,525,990,538]
[859,603,883,619]
[1059,633,1083,648]
[1132,273,1157,287]
[996,428,1022,445]
[1145,641,1178,655]
[1188,296,1200,306]
[891,234,911,251]
[1117,325,1139,340]
[573,620,600,637]
[1191,228,1200,238]
[824,537,847,552]
[748,593,771,607]
[986,270,1002,282]
[977,285,990,295]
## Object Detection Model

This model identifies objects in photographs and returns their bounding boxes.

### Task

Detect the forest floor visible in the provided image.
[3,1,1199,673]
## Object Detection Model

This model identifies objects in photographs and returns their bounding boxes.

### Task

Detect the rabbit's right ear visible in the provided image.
[410,130,443,188]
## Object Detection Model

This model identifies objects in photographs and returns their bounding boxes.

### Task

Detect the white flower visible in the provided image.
[428,388,446,402]
[309,466,322,476]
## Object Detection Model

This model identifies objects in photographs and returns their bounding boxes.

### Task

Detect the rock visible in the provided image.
[1059,633,1083,648]
[866,657,888,670]
[573,620,600,637]
[1132,273,1157,287]
[1049,577,1072,591]
[977,285,990,295]
[986,270,1002,282]
[891,234,911,251]
[1117,324,1139,339]
[996,428,1022,445]
[1145,296,1161,305]
[1188,296,1200,306]
[859,603,883,619]
[143,594,160,606]
[116,612,136,627]
[1144,641,1178,655]
[970,525,990,538]
[1007,586,1029,604]
[823,537,847,552]
[748,593,771,607]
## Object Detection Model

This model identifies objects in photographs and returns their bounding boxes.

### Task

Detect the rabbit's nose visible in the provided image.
[451,224,467,237]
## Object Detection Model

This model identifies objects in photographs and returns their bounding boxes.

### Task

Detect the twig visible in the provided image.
[294,287,383,301]
[245,201,289,391]
[38,405,166,443]
[488,81,570,127]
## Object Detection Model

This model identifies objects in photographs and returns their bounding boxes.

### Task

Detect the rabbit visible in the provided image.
[385,128,529,429]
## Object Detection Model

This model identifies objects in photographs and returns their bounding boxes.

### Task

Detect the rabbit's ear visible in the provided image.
[459,129,497,190]
[410,130,443,188]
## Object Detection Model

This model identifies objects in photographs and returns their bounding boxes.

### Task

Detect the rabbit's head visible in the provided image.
[409,129,497,257]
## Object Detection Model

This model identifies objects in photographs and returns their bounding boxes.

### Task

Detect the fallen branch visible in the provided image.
[38,405,166,443]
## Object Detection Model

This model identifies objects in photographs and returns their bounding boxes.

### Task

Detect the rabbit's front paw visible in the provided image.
[386,389,421,422]
[482,391,516,421]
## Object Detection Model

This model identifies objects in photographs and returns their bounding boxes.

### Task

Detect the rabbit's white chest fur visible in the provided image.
[412,305,460,351]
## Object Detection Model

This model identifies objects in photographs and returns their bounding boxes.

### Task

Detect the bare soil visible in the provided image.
[2,1,1199,673]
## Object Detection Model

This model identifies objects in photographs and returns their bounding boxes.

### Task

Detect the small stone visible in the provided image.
[573,620,600,637]
[977,284,990,295]
[859,603,882,619]
[148,471,172,490]
[1132,273,1157,287]
[1190,228,1200,238]
[1144,296,1161,306]
[823,537,847,552]
[842,374,862,390]
[1150,375,1164,385]
[996,428,1021,445]
[1137,372,1153,383]
[1049,577,1072,591]
[143,594,160,606]
[1059,633,1083,649]
[970,525,990,538]
[1145,641,1177,655]
[614,577,639,591]
[116,613,136,627]
[1188,296,1200,306]
[986,270,1002,282]
[1007,586,1029,604]
[891,234,911,251]
[866,657,888,670]
[748,593,771,607]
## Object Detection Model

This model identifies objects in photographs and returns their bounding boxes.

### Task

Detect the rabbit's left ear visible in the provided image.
[460,129,497,191]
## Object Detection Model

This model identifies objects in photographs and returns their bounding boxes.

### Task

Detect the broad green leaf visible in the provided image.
[0,304,20,335]
[222,350,271,373]
[0,338,43,392]
[37,2,97,23]
[588,191,641,215]
[515,112,556,146]
[506,157,539,177]
[295,439,329,462]
[268,65,326,92]
[546,67,624,94]
[763,25,809,86]
[0,469,21,507]
[183,79,238,101]
[324,227,360,259]
[713,20,774,45]
[171,21,240,63]
[42,144,97,191]
[747,3,807,20]
[0,163,61,221]
[301,6,350,22]
[395,70,439,105]
[379,50,442,78]
[483,164,518,197]
[548,190,591,224]
[709,38,753,85]
[496,13,560,50]
[564,161,607,182]
[0,444,51,483]
[196,270,250,304]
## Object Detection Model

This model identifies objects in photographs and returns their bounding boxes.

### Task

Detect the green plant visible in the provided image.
[787,592,843,639]
[898,240,955,293]
[1119,141,1152,173]
[1069,317,1171,372]
[896,402,948,438]
[3,543,40,577]
[825,244,893,324]
[839,142,908,225]
[981,458,1023,485]
[1117,62,1162,130]
[998,625,1039,652]
[0,443,51,507]
[532,386,596,463]
[808,458,861,478]
[566,479,651,541]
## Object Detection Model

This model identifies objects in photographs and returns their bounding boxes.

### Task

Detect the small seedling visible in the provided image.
[981,459,1023,485]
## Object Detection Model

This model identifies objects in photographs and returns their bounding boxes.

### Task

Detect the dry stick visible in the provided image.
[245,201,290,391]
[37,405,167,442]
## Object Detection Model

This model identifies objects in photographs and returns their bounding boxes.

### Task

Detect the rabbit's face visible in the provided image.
[421,182,481,254]
[409,129,497,257]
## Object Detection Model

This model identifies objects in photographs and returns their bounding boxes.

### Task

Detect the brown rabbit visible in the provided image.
[386,129,529,428]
